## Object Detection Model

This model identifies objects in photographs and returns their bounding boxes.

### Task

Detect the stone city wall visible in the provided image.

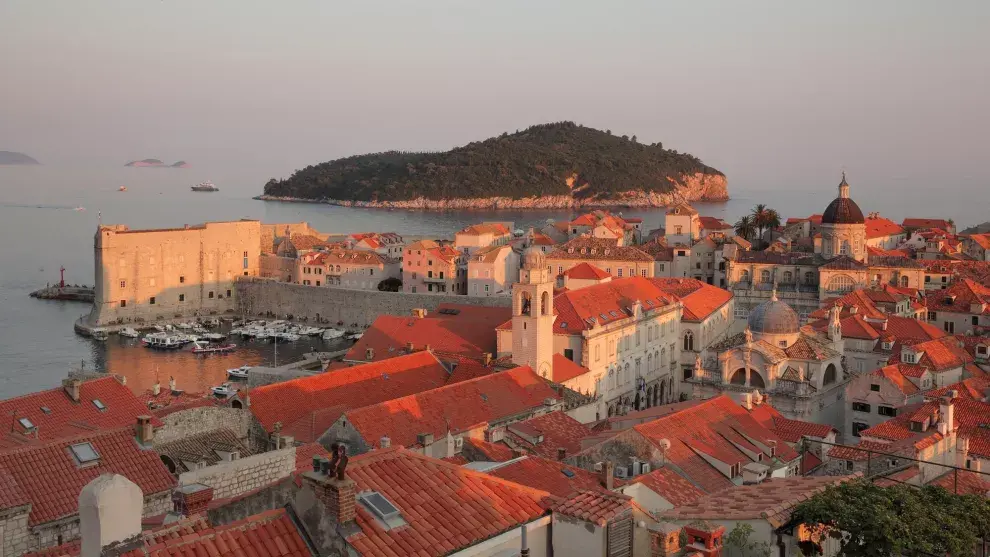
[177,446,296,500]
[154,406,254,446]
[235,277,512,328]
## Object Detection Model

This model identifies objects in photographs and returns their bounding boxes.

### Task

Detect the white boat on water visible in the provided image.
[322,328,345,340]
[211,382,237,396]
[272,332,300,343]
[201,332,226,341]
[119,327,140,338]
[175,322,194,330]
[297,326,323,336]
[346,332,364,340]
[92,330,109,341]
[226,365,251,379]
[142,332,183,350]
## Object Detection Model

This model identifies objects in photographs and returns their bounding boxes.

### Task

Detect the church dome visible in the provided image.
[522,246,547,270]
[822,174,865,225]
[747,294,800,335]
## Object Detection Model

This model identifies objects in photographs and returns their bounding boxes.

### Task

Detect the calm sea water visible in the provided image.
[0,164,981,398]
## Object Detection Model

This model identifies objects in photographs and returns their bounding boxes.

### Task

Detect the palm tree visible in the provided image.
[734,215,756,241]
[764,208,782,244]
[750,204,770,245]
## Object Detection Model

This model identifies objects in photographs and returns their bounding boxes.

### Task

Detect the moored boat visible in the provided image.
[211,382,237,396]
[321,328,345,340]
[119,327,140,338]
[226,365,251,379]
[191,180,219,192]
[191,341,237,354]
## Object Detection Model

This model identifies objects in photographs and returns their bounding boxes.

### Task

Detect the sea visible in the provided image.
[0,164,984,400]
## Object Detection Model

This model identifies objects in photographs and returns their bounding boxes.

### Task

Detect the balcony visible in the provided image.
[422,275,449,284]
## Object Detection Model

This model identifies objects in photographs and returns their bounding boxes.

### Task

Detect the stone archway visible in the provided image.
[646,386,654,408]
[730,368,748,385]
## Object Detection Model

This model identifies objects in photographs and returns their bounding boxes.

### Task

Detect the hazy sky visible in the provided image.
[1,1,987,191]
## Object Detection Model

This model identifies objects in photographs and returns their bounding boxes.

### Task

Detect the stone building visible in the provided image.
[546,236,654,283]
[820,173,867,261]
[687,293,849,433]
[89,220,262,326]
[401,240,466,294]
[453,222,513,254]
[296,248,399,290]
[467,244,520,296]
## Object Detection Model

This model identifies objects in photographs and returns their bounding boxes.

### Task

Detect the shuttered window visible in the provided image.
[607,516,633,557]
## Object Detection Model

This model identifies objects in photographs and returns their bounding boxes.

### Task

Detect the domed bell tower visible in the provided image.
[512,247,555,378]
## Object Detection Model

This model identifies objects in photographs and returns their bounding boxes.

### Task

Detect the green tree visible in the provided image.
[764,208,781,245]
[734,215,756,241]
[376,277,402,292]
[791,478,990,557]
[750,204,770,246]
[724,523,771,557]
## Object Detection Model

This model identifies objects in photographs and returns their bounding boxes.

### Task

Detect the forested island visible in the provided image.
[259,122,728,209]
[0,151,40,165]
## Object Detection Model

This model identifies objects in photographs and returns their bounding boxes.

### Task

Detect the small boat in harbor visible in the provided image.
[200,332,226,341]
[211,382,237,397]
[118,186,127,192]
[191,341,237,354]
[191,180,219,192]
[92,330,109,341]
[346,332,364,340]
[119,327,140,338]
[141,332,184,350]
[226,365,251,379]
[321,328,345,340]
[297,326,323,336]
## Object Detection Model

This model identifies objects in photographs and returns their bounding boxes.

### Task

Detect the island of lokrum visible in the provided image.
[0,151,41,165]
[257,121,728,210]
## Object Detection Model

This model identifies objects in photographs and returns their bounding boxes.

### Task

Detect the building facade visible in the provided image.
[467,244,520,297]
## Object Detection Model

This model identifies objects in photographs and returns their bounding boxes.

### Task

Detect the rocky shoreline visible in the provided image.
[256,172,728,210]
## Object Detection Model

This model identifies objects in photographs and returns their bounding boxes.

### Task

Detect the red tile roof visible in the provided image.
[865,217,905,239]
[550,354,592,383]
[662,475,857,529]
[548,237,653,263]
[488,456,612,498]
[563,262,612,280]
[343,366,560,449]
[0,427,175,525]
[698,216,732,231]
[887,337,974,372]
[551,277,678,335]
[928,470,990,496]
[506,410,591,460]
[345,304,509,362]
[553,490,633,526]
[344,448,553,556]
[457,223,512,237]
[808,312,944,343]
[872,365,921,395]
[903,218,952,230]
[652,278,733,322]
[628,467,706,507]
[926,279,990,315]
[769,417,836,443]
[0,376,161,449]
[249,351,461,442]
[827,440,895,461]
[462,437,516,462]
[926,377,990,400]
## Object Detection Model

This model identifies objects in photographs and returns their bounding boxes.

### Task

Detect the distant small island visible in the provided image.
[0,151,41,166]
[125,159,190,168]
[258,121,728,210]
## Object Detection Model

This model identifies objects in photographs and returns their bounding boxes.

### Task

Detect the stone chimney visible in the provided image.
[134,415,154,446]
[406,342,415,352]
[63,378,82,402]
[741,462,769,485]
[416,432,434,447]
[302,454,356,523]
[683,523,726,557]
[172,483,214,517]
[939,393,957,435]
[151,382,161,396]
[425,344,432,353]
[79,474,143,557]
[380,435,391,449]
[557,447,566,461]
[365,348,374,361]
[411,308,427,318]
[599,461,615,490]
[483,352,492,366]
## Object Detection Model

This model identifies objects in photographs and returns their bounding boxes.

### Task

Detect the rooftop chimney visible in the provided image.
[406,342,415,352]
[938,395,955,435]
[483,352,492,366]
[416,432,434,447]
[557,447,566,461]
[425,344,432,352]
[151,382,161,396]
[303,443,356,523]
[380,435,391,449]
[411,308,427,318]
[63,378,81,402]
[135,415,154,446]
[599,461,615,490]
[80,474,143,557]
[172,483,214,517]
[365,348,374,361]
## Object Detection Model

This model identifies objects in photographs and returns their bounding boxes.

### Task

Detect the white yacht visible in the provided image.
[191,180,219,192]
[119,327,140,338]
[226,365,251,379]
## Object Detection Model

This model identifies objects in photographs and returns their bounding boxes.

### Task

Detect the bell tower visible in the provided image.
[512,247,556,378]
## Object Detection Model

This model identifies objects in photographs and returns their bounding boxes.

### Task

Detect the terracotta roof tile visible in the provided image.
[865,217,905,239]
[488,456,613,498]
[769,417,836,443]
[926,377,990,401]
[506,410,591,460]
[698,216,732,231]
[343,366,560,449]
[629,467,706,507]
[563,262,612,280]
[346,304,508,362]
[871,365,921,395]
[551,277,678,335]
[155,428,254,473]
[550,354,592,383]
[553,490,632,526]
[662,475,857,529]
[249,351,460,442]
[344,448,553,556]
[461,437,516,462]
[652,278,733,322]
[827,440,894,461]
[548,237,653,263]
[0,427,175,525]
[0,376,161,449]
[903,218,952,230]
[928,470,990,495]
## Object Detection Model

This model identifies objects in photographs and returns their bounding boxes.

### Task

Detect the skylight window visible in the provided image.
[561,468,575,478]
[92,399,106,410]
[40,406,51,414]
[600,313,608,320]
[609,311,618,317]
[70,442,100,464]
[559,322,567,329]
[18,417,35,430]
[359,491,401,520]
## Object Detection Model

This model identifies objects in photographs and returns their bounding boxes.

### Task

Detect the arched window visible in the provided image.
[541,291,550,316]
[683,332,694,352]
[750,371,766,389]
[900,276,909,287]
[519,291,532,316]
[760,270,772,283]
[827,275,856,294]
[660,347,666,367]
[823,363,837,386]
[783,271,793,283]
[730,369,747,385]
[623,363,630,384]
[647,354,652,374]
[654,350,660,372]
[740,270,750,282]
[804,271,815,285]
[609,368,615,390]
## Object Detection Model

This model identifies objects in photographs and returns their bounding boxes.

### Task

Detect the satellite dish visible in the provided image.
[657,438,672,451]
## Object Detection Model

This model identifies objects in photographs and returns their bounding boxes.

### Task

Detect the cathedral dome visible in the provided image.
[822,174,865,225]
[747,294,800,335]
[522,246,547,270]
